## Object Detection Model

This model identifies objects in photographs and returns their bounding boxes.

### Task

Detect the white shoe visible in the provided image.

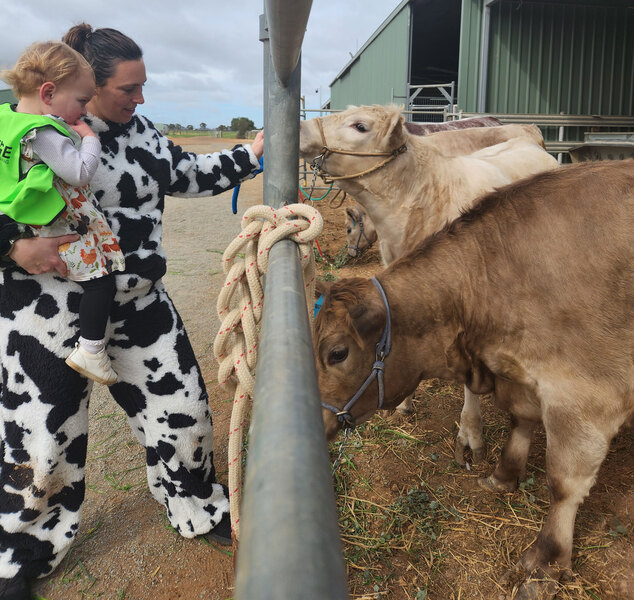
[65,344,118,385]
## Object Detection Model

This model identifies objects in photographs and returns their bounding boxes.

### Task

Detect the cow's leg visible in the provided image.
[454,386,485,465]
[478,413,536,493]
[501,404,617,600]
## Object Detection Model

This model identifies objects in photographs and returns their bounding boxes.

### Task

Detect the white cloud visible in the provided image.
[0,0,401,127]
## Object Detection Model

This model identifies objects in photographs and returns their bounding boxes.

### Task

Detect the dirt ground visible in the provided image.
[31,137,633,600]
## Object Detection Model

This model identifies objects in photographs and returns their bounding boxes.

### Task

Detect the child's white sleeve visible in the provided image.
[30,128,101,187]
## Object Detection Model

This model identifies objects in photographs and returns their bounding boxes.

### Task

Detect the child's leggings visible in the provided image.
[77,273,116,340]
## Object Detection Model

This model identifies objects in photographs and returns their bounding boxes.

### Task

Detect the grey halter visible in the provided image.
[321,277,392,428]
[348,207,374,257]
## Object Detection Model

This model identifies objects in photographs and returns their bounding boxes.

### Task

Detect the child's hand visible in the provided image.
[69,120,96,138]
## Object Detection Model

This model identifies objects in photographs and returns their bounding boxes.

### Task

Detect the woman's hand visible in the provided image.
[9,234,80,276]
[251,130,264,159]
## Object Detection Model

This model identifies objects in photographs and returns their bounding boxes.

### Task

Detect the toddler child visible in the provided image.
[0,41,125,384]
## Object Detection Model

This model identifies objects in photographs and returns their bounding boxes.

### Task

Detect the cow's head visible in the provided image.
[313,277,419,439]
[299,104,407,183]
[344,205,377,257]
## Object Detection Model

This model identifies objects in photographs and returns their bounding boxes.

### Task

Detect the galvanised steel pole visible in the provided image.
[234,2,348,599]
[234,240,349,600]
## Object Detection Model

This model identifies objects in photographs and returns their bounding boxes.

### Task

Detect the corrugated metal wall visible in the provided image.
[488,0,633,115]
[0,89,17,105]
[457,0,484,111]
[458,0,634,116]
[330,4,411,109]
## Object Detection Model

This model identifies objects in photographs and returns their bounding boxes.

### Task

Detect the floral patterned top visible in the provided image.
[22,123,125,282]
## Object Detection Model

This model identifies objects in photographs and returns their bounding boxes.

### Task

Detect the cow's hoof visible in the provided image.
[396,405,414,416]
[454,439,466,465]
[478,475,517,493]
[471,445,485,464]
[513,577,559,600]
[454,436,486,466]
[499,562,563,600]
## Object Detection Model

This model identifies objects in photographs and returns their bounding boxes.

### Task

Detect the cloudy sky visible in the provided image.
[0,0,402,129]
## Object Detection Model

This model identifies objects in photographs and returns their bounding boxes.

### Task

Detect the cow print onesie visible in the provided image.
[0,113,260,580]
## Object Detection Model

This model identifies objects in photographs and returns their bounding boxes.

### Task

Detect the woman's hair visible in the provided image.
[62,23,143,87]
[1,41,94,99]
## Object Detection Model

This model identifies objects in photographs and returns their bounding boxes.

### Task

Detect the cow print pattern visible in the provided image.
[0,114,259,579]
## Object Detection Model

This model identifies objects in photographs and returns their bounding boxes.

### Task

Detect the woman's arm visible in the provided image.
[0,213,78,275]
[165,127,264,197]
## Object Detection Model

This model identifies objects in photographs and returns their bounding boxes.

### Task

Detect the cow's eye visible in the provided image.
[346,227,352,234]
[354,122,367,132]
[328,347,349,365]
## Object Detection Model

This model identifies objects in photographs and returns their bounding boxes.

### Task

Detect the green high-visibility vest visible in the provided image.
[0,103,71,225]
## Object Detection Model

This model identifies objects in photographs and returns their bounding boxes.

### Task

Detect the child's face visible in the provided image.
[47,70,96,125]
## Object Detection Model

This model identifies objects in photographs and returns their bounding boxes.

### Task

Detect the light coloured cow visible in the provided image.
[300,104,557,266]
[343,118,547,259]
[301,104,559,463]
[313,160,634,599]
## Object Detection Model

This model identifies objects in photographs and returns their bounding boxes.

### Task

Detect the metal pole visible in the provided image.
[234,3,348,599]
[234,241,348,600]
[265,0,313,87]
[260,7,301,209]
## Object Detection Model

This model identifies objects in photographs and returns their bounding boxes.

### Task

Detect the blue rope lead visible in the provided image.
[232,156,264,214]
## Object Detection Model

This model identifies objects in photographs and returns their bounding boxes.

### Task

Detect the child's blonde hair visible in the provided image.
[2,41,94,99]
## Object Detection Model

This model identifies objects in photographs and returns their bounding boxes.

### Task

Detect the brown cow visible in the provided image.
[302,104,559,463]
[313,160,634,599]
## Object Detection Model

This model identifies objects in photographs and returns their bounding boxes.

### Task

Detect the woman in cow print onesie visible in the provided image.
[0,23,264,599]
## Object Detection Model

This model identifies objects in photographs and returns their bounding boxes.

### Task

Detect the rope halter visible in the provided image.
[321,277,392,429]
[310,117,407,184]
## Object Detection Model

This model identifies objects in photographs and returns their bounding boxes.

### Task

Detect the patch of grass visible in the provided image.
[328,413,464,596]
[103,464,146,491]
[57,522,103,593]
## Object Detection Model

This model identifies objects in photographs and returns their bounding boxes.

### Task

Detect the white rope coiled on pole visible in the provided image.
[213,203,323,541]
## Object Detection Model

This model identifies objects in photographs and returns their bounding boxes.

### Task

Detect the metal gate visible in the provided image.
[233,2,349,599]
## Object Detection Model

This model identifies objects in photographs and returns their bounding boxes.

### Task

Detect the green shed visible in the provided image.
[328,0,634,154]
[0,89,17,105]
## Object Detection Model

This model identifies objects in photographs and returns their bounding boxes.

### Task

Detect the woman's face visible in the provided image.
[88,59,146,123]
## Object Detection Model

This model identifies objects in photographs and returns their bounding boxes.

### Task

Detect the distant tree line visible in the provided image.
[166,117,256,138]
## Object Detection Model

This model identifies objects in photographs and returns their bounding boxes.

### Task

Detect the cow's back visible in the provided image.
[422,124,546,156]
[452,160,633,355]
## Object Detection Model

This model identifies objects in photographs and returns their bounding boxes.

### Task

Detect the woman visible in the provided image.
[0,23,263,599]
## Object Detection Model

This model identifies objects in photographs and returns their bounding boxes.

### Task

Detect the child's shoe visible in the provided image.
[65,344,118,385]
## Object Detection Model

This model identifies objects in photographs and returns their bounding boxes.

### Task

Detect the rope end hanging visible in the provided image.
[214,202,323,541]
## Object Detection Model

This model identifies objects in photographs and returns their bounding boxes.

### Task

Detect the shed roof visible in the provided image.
[329,0,410,86]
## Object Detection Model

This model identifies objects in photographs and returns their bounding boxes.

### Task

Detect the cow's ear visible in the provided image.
[345,207,355,222]
[382,107,406,151]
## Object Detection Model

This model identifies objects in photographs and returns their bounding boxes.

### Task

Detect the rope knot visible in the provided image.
[372,360,385,372]
[213,203,323,541]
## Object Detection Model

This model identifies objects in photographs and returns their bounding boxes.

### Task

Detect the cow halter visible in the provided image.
[321,277,392,429]
[348,206,374,257]
[310,117,407,184]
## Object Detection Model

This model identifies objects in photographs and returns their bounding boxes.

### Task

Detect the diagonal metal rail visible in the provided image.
[233,2,349,599]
